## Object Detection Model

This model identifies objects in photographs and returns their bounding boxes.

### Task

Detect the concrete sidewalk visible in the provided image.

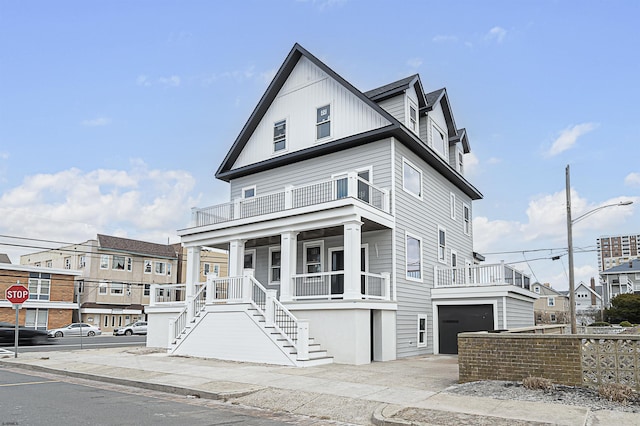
[0,347,636,425]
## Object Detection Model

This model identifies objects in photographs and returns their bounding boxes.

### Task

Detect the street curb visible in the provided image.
[371,404,414,426]
[0,360,261,401]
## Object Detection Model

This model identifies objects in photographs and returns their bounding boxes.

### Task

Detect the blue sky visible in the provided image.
[1,0,638,289]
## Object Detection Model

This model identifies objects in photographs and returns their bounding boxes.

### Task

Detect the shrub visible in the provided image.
[522,376,554,390]
[589,321,610,327]
[619,321,633,327]
[598,383,635,403]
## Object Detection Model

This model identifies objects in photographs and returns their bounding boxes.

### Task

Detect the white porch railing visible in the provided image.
[149,283,186,305]
[190,173,390,228]
[434,262,531,289]
[291,271,391,300]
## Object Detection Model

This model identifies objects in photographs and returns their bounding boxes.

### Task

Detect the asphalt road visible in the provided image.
[0,368,302,426]
[0,334,147,354]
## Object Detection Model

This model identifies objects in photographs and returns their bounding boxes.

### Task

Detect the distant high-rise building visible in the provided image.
[597,233,640,271]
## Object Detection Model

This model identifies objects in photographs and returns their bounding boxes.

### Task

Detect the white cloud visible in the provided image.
[487,157,501,165]
[137,74,181,87]
[0,162,199,260]
[624,172,640,187]
[157,75,181,87]
[546,122,598,157]
[136,75,152,87]
[486,26,507,43]
[0,152,8,160]
[432,35,458,43]
[407,58,423,69]
[462,152,480,178]
[81,117,111,127]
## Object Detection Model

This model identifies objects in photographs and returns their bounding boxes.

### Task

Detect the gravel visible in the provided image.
[446,380,640,413]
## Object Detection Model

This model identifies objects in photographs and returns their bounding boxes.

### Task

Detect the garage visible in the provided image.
[438,304,494,354]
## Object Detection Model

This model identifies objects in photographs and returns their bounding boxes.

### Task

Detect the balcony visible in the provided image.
[434,262,531,289]
[189,173,390,229]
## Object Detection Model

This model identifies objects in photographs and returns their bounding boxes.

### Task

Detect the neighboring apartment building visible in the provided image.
[597,233,639,271]
[531,283,569,325]
[173,244,229,283]
[147,44,535,365]
[0,263,81,329]
[600,259,640,307]
[21,234,178,332]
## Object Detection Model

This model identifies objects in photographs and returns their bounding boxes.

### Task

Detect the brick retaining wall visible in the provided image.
[458,332,640,390]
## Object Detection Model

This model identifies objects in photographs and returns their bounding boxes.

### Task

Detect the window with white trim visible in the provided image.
[458,151,464,174]
[451,250,458,283]
[450,193,456,220]
[99,282,108,294]
[110,281,124,295]
[242,185,256,199]
[144,284,150,296]
[463,203,471,235]
[244,249,256,270]
[25,308,48,330]
[112,255,130,271]
[437,226,447,263]
[155,262,166,275]
[432,124,447,159]
[28,272,50,301]
[303,242,323,273]
[45,260,52,268]
[100,255,109,269]
[402,158,422,198]
[144,260,152,274]
[534,285,540,294]
[64,257,71,269]
[406,233,422,281]
[203,263,211,276]
[79,255,86,268]
[550,313,557,322]
[316,104,331,140]
[408,100,418,134]
[548,297,555,307]
[417,315,427,348]
[273,119,286,152]
[269,247,281,284]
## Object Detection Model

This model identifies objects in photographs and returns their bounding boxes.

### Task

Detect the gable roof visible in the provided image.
[575,282,603,300]
[531,282,565,297]
[600,259,640,274]
[364,74,427,108]
[97,234,177,259]
[215,43,482,200]
[451,128,470,154]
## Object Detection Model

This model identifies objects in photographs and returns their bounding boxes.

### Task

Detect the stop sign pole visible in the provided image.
[5,282,30,358]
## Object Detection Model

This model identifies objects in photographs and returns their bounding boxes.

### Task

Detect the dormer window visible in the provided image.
[458,151,464,174]
[316,105,330,140]
[273,120,286,152]
[432,124,447,158]
[408,100,418,135]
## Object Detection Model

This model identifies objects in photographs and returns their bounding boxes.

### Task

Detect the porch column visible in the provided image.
[280,231,298,302]
[228,239,244,277]
[185,246,201,320]
[343,219,363,300]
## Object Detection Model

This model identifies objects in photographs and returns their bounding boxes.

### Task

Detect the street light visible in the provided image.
[566,164,633,334]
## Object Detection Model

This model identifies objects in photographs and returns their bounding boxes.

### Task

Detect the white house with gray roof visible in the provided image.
[600,259,640,307]
[146,44,536,365]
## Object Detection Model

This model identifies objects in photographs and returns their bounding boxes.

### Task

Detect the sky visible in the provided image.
[0,0,638,290]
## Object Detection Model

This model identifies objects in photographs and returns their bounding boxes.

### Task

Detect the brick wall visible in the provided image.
[458,333,583,386]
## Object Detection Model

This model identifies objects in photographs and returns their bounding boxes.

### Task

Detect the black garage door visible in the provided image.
[438,305,494,354]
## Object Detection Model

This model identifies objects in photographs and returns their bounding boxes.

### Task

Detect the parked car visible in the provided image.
[0,322,49,345]
[47,323,102,338]
[113,321,147,336]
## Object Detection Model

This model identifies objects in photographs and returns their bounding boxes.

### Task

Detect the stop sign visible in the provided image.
[5,284,29,304]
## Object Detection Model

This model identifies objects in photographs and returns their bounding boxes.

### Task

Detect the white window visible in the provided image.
[451,250,458,283]
[458,151,464,173]
[242,185,256,199]
[244,249,256,270]
[269,247,281,284]
[110,282,124,295]
[144,260,152,274]
[64,257,71,269]
[550,313,557,323]
[45,260,52,268]
[167,263,172,276]
[548,297,555,307]
[438,226,447,263]
[402,158,422,198]
[273,119,286,152]
[28,272,50,301]
[408,100,418,134]
[417,315,427,348]
[213,264,220,276]
[406,233,422,281]
[155,262,166,275]
[432,124,447,158]
[534,285,540,294]
[144,284,150,296]
[303,242,323,273]
[99,282,108,294]
[316,104,331,140]
[463,203,471,235]
[450,193,456,220]
[25,308,48,330]
[203,263,211,276]
[112,255,127,270]
[100,255,109,269]
[79,255,86,268]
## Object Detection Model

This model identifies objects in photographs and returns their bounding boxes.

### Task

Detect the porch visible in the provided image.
[433,261,531,289]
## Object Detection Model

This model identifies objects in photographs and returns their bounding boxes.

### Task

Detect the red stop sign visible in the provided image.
[6,284,29,304]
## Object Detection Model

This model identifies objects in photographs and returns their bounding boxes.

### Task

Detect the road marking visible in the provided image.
[0,348,13,354]
[0,380,59,387]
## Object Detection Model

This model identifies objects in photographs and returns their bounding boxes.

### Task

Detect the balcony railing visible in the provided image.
[190,173,389,228]
[148,283,188,305]
[434,262,531,289]
[291,271,391,300]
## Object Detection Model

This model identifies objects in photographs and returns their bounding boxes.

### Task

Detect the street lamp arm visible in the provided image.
[572,201,633,225]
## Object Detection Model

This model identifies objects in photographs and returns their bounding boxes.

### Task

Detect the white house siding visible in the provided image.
[393,141,475,358]
[232,57,391,169]
[230,139,393,200]
[505,296,535,329]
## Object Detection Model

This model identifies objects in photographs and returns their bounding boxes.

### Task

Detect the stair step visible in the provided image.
[295,356,334,367]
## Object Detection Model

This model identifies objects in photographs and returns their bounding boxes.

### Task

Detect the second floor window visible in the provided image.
[438,227,447,263]
[111,282,124,295]
[155,262,166,275]
[64,257,71,269]
[548,297,555,307]
[28,272,50,301]
[100,255,109,269]
[403,159,422,198]
[273,119,286,152]
[112,255,132,271]
[144,260,152,274]
[463,204,471,235]
[316,105,330,140]
[406,235,422,280]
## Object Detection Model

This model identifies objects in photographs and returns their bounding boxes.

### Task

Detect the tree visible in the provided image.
[604,294,640,323]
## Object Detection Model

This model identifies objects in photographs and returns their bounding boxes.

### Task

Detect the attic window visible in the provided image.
[408,101,418,134]
[316,105,330,140]
[432,124,447,158]
[273,120,286,152]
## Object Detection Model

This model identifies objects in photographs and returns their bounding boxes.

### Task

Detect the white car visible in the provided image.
[48,323,102,338]
[113,321,147,336]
